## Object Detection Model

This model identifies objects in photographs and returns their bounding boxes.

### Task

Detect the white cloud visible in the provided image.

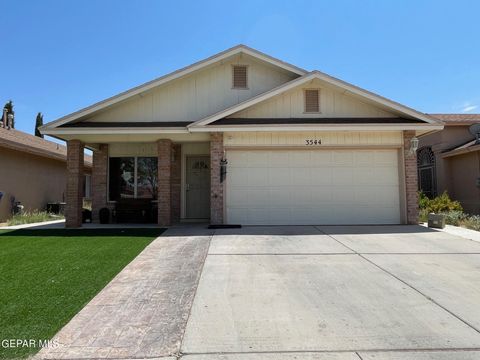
[462,104,478,112]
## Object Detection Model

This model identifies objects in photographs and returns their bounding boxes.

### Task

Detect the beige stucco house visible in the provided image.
[41,45,444,227]
[0,126,92,222]
[418,114,480,214]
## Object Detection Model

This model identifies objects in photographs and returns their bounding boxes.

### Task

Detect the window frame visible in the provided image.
[108,156,158,201]
[231,64,249,90]
[303,88,321,113]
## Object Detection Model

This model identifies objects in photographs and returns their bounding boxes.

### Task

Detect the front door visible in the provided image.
[186,156,211,219]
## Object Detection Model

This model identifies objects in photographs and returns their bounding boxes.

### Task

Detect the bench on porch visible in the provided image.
[113,199,157,223]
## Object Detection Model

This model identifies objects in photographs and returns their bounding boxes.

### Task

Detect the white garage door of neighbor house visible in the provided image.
[226,149,401,225]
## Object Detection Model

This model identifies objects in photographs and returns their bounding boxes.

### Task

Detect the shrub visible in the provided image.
[418,191,463,214]
[7,211,64,226]
[440,210,468,226]
[461,215,480,232]
[418,191,430,210]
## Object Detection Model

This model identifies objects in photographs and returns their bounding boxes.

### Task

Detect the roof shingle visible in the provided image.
[0,127,92,166]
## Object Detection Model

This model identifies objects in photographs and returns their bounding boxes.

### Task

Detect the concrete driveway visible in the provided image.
[182,225,480,359]
[38,225,480,360]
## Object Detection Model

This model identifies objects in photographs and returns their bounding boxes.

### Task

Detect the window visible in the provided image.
[417,147,436,198]
[109,157,158,201]
[232,65,248,89]
[304,89,320,113]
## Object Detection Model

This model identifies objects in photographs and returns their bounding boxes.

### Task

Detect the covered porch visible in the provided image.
[64,133,224,228]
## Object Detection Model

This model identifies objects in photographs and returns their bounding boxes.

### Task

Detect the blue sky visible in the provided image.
[2,0,480,138]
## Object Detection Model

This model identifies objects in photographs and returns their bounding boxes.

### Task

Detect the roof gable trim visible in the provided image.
[41,45,307,131]
[189,71,442,128]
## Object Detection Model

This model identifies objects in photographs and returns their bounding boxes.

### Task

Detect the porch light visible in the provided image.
[410,137,419,155]
[220,151,228,183]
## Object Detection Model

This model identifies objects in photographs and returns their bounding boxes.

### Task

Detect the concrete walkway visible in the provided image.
[36,225,213,359]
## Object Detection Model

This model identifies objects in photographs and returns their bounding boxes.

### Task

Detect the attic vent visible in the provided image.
[304,89,320,113]
[232,65,248,89]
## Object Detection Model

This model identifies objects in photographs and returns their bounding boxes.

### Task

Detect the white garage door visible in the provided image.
[226,149,401,225]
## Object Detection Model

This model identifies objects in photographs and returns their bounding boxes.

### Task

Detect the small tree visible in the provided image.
[35,112,44,138]
[3,100,14,128]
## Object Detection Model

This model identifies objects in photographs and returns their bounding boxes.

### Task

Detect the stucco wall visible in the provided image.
[419,126,475,194]
[0,148,90,222]
[445,152,480,214]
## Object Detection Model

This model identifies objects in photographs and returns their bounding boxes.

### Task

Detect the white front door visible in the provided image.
[226,149,401,225]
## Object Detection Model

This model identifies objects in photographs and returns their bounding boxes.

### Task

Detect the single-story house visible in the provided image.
[0,125,92,222]
[418,114,480,214]
[41,45,444,227]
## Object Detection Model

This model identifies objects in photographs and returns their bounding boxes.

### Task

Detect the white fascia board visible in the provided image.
[42,128,190,135]
[189,71,443,128]
[188,124,444,132]
[41,45,307,131]
[310,71,440,124]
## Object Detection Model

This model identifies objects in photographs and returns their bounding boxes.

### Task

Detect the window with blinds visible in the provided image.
[304,89,320,113]
[232,65,248,89]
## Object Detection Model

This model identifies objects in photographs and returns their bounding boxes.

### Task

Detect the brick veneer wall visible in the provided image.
[171,144,181,223]
[92,144,109,223]
[404,130,419,224]
[66,140,84,228]
[210,132,224,224]
[157,139,172,226]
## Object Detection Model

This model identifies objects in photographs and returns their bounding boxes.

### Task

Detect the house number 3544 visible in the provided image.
[305,139,322,145]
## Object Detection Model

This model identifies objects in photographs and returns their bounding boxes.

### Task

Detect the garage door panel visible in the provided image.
[375,150,398,164]
[248,189,269,206]
[312,151,333,166]
[311,186,334,202]
[333,151,354,165]
[248,168,269,186]
[227,149,401,225]
[248,151,268,167]
[332,167,354,185]
[311,168,333,185]
[289,151,311,167]
[268,189,291,207]
[354,151,375,165]
[228,151,249,167]
[374,167,399,185]
[291,168,311,186]
[355,168,377,184]
[268,168,291,186]
[269,151,290,167]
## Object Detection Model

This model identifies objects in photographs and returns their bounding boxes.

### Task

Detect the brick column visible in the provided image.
[210,132,224,224]
[66,140,84,228]
[92,144,108,223]
[171,144,182,223]
[404,130,419,224]
[157,139,172,226]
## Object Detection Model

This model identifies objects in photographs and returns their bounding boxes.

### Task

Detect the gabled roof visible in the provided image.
[429,114,480,125]
[41,45,307,131]
[0,126,92,166]
[189,71,442,129]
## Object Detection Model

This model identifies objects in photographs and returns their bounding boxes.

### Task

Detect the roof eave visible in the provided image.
[41,45,307,131]
[189,124,444,132]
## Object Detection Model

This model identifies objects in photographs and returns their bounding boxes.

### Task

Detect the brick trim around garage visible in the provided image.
[404,130,419,224]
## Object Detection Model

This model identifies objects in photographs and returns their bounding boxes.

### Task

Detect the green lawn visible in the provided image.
[0,228,164,359]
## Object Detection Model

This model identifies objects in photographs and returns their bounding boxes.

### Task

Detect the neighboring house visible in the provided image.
[0,125,92,222]
[418,114,480,214]
[41,45,443,227]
